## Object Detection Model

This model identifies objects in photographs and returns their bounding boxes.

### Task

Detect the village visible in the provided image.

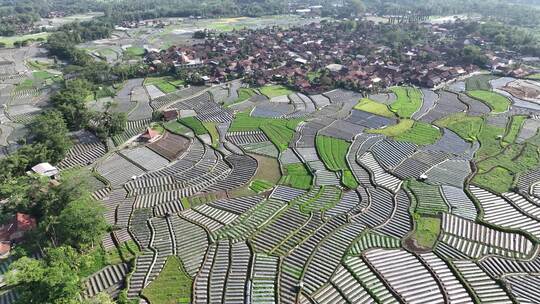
[143,19,534,94]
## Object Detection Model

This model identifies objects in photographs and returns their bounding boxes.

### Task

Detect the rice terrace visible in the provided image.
[1,0,540,304]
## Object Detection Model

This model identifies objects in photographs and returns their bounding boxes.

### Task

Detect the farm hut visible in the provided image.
[31,162,59,178]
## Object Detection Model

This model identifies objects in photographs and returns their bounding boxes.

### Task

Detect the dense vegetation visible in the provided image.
[2,169,110,303]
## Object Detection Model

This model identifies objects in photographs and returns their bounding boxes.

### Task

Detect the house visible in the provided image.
[30,163,59,178]
[326,64,344,72]
[0,213,37,259]
[140,128,162,143]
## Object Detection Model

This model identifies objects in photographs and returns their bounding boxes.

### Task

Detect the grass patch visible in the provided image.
[315,135,350,171]
[408,180,448,215]
[467,90,510,113]
[260,123,295,152]
[280,163,312,190]
[476,123,506,160]
[527,73,540,80]
[354,98,395,118]
[178,117,208,136]
[163,120,192,136]
[316,135,358,188]
[181,197,191,209]
[473,167,515,194]
[259,85,294,99]
[341,170,359,189]
[124,46,145,57]
[389,86,423,118]
[465,74,497,91]
[142,256,192,304]
[395,122,441,145]
[367,119,441,145]
[203,122,219,148]
[250,179,275,193]
[475,143,540,193]
[150,122,165,134]
[227,88,256,106]
[368,119,414,137]
[26,60,51,70]
[229,113,302,152]
[145,76,180,94]
[95,86,116,99]
[0,32,49,48]
[79,247,108,278]
[14,78,35,91]
[32,70,56,80]
[503,115,527,145]
[436,113,483,142]
[156,83,177,94]
[411,214,441,248]
[105,240,140,265]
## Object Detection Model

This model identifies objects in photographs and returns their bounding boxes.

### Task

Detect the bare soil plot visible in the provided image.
[147,132,191,161]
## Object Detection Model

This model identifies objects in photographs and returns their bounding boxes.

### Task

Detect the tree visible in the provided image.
[51,79,93,130]
[89,103,127,140]
[193,30,207,39]
[1,169,104,250]
[0,144,50,183]
[55,197,107,251]
[6,246,83,304]
[350,0,365,16]
[0,175,51,219]
[30,110,73,164]
[462,45,489,66]
[83,293,115,304]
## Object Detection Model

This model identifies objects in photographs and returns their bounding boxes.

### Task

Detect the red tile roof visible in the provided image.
[16,213,36,231]
[141,128,160,140]
[0,242,10,256]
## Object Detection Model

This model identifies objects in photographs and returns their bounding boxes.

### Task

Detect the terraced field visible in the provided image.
[389,86,423,118]
[467,90,511,113]
[38,75,540,304]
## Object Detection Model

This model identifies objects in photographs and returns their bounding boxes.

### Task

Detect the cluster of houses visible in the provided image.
[144,20,486,93]
[0,213,36,258]
[0,163,60,259]
[117,19,178,30]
